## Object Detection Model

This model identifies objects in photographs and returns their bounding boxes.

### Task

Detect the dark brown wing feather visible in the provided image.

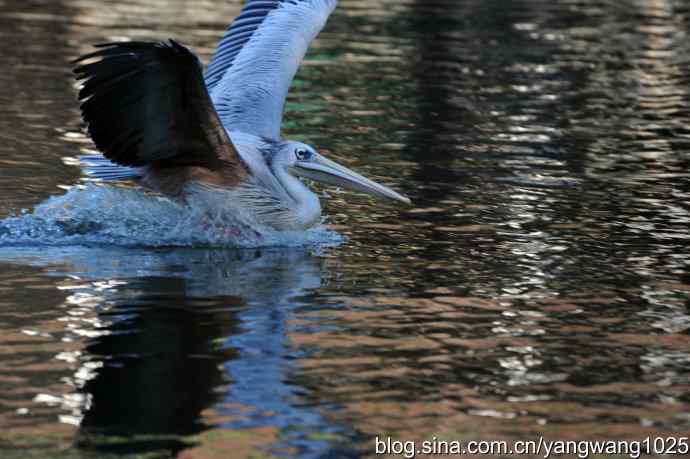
[74,40,248,183]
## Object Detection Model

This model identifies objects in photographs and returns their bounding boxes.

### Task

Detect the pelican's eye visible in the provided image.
[295,148,311,160]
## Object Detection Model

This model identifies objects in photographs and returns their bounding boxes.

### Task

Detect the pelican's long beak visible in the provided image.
[291,154,411,205]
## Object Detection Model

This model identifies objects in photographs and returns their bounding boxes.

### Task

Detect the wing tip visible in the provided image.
[72,39,201,79]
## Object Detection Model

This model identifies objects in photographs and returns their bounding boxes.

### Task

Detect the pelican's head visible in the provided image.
[273,141,411,205]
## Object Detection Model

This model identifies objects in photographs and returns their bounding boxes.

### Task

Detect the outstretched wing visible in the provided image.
[205,0,338,140]
[74,40,248,180]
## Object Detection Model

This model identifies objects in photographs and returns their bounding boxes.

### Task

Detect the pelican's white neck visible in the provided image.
[273,167,322,230]
[227,132,322,230]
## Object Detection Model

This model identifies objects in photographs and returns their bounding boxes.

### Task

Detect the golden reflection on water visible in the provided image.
[289,291,689,453]
[0,274,84,449]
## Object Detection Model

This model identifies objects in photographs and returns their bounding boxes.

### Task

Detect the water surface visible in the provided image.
[1,0,689,458]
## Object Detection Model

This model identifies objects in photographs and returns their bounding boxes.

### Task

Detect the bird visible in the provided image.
[73,0,410,232]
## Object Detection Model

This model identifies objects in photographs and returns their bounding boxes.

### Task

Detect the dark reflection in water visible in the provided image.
[77,275,241,455]
[0,247,354,458]
[1,0,690,458]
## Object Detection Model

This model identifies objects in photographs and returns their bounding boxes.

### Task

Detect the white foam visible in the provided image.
[0,184,344,248]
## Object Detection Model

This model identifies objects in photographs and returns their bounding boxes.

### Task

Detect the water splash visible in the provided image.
[0,184,344,248]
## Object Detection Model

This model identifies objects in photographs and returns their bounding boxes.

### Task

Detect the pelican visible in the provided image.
[74,0,410,231]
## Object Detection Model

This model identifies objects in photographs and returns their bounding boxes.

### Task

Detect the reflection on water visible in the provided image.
[1,0,690,458]
[0,247,354,458]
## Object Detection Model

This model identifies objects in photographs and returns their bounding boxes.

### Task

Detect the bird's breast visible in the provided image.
[291,191,322,230]
[182,178,322,231]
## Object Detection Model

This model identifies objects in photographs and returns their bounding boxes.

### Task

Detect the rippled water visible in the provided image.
[1,0,690,458]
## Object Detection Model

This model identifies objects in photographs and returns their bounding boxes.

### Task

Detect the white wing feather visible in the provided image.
[206,0,338,140]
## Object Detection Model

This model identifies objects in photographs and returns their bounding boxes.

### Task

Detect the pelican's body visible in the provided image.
[165,134,324,230]
[75,0,409,231]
